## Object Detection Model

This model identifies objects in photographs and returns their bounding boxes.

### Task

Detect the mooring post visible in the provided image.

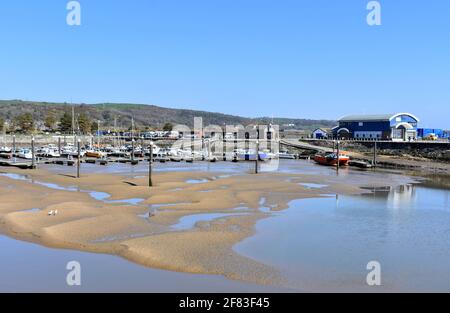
[373,141,377,167]
[131,139,135,162]
[336,140,340,172]
[207,139,211,160]
[255,126,260,174]
[12,134,16,163]
[149,143,153,187]
[77,139,81,178]
[255,139,260,174]
[31,137,35,169]
[222,127,226,161]
[191,135,195,162]
[234,132,238,155]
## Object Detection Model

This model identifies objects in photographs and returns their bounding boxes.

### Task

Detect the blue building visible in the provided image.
[333,113,420,141]
[417,128,447,139]
[312,128,329,139]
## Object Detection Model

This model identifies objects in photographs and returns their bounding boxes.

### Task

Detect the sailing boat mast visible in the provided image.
[114,117,117,148]
[72,105,76,145]
[97,120,101,148]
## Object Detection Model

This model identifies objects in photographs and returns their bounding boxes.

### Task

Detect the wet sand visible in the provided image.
[0,162,418,288]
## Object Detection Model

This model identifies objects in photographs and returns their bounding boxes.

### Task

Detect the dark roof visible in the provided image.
[339,114,393,122]
[339,113,419,122]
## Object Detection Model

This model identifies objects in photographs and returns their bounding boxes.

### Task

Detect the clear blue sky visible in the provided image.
[1,0,449,127]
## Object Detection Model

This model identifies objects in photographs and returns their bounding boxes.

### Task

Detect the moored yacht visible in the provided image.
[0,146,12,153]
[18,148,33,160]
[235,149,268,161]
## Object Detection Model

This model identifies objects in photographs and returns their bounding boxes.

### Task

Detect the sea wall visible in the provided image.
[306,140,450,162]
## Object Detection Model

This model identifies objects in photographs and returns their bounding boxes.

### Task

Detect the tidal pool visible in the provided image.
[300,183,328,189]
[0,173,143,206]
[172,212,250,231]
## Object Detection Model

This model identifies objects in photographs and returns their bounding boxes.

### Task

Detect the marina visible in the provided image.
[3,135,446,172]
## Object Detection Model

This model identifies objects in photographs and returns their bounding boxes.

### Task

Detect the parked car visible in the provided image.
[423,133,438,141]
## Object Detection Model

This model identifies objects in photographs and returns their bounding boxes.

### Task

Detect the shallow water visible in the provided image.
[172,212,249,231]
[235,182,450,292]
[0,235,278,292]
[185,179,210,184]
[89,191,144,205]
[0,173,143,206]
[19,208,41,213]
[300,183,328,189]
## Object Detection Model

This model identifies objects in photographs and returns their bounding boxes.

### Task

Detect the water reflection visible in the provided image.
[361,184,417,210]
[235,183,450,292]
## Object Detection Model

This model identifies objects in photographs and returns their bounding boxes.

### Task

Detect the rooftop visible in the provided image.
[339,113,419,122]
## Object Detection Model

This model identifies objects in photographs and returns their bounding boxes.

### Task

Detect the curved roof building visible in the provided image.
[333,113,419,141]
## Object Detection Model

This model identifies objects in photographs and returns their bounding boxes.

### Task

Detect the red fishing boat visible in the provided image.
[314,152,350,166]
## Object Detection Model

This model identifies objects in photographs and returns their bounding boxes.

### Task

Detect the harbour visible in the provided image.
[1,158,449,292]
[1,0,450,297]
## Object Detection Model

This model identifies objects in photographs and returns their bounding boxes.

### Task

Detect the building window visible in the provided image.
[359,122,364,127]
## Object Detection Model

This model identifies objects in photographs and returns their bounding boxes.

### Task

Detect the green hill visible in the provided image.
[0,100,335,131]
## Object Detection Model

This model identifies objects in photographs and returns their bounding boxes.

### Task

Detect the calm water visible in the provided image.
[0,236,279,293]
[235,182,450,292]
[1,160,450,292]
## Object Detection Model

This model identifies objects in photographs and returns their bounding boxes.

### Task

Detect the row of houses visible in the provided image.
[92,113,446,142]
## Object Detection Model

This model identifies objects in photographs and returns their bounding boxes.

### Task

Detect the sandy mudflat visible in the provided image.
[0,165,417,287]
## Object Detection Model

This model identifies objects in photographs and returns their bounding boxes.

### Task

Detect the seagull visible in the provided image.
[47,210,59,216]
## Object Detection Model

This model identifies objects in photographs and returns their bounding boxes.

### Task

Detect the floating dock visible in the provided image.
[0,160,36,169]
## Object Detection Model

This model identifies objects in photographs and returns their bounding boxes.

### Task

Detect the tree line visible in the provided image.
[0,111,97,135]
[0,111,174,135]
